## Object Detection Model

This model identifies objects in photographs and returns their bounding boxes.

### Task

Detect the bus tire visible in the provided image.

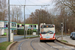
[53,40,56,42]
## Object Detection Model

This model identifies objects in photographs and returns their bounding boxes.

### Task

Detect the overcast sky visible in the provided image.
[8,0,55,14]
[6,0,57,19]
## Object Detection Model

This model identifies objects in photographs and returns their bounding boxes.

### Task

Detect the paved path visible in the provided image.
[58,36,75,45]
[10,38,75,50]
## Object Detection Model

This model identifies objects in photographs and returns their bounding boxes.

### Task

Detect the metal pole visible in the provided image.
[24,5,26,38]
[52,17,53,24]
[65,19,66,35]
[8,0,10,42]
[32,17,33,34]
[62,27,63,40]
[38,11,39,36]
[61,23,63,40]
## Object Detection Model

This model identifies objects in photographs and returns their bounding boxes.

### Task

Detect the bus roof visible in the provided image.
[40,24,55,28]
[46,24,55,25]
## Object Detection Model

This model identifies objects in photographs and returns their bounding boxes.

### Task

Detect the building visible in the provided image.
[0,21,17,35]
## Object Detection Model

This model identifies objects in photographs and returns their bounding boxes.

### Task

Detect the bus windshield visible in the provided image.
[41,27,55,34]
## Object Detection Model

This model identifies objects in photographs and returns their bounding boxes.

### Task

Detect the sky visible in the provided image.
[6,0,56,19]
[9,0,55,14]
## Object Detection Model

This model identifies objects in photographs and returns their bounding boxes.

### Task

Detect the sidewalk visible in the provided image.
[57,36,75,45]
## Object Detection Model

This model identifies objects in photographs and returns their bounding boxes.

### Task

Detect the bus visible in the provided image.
[17,23,38,30]
[40,24,56,42]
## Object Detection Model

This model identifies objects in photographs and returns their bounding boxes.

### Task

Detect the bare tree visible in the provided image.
[10,6,22,23]
[26,9,52,24]
[54,0,75,14]
[0,0,7,21]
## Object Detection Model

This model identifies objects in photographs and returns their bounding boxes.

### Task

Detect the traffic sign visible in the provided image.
[0,22,4,27]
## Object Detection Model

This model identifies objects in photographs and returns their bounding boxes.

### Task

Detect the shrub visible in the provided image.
[17,29,37,35]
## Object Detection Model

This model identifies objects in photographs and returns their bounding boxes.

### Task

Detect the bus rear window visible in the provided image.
[41,28,54,34]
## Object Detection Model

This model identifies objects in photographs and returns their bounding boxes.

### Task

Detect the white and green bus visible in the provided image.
[17,24,38,30]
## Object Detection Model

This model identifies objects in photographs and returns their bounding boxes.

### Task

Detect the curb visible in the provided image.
[25,36,39,39]
[28,37,39,39]
[6,41,17,50]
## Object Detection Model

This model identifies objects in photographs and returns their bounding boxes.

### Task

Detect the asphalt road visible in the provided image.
[0,35,38,43]
[10,38,75,50]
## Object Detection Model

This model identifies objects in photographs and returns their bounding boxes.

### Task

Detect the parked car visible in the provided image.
[70,32,75,39]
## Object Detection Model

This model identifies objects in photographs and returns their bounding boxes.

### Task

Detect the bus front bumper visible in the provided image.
[40,38,56,40]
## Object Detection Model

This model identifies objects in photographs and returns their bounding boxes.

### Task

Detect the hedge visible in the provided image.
[17,29,38,35]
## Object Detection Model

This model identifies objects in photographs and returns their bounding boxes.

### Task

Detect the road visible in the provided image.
[0,35,38,43]
[10,38,75,50]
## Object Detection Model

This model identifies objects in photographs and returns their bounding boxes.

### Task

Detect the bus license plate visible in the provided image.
[46,37,50,39]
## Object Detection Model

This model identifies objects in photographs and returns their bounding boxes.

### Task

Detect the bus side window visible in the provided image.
[30,25,32,27]
[22,25,24,26]
[34,25,36,27]
[17,25,19,27]
[41,28,44,32]
[6,24,8,27]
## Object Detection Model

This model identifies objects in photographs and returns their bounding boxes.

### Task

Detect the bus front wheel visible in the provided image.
[53,40,56,42]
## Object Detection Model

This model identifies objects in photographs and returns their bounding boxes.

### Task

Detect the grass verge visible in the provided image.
[56,33,70,36]
[0,42,12,50]
[26,36,39,39]
[60,40,68,43]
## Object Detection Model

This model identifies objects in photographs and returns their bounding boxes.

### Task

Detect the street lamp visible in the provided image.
[38,11,39,36]
[8,0,10,42]
[24,0,26,38]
